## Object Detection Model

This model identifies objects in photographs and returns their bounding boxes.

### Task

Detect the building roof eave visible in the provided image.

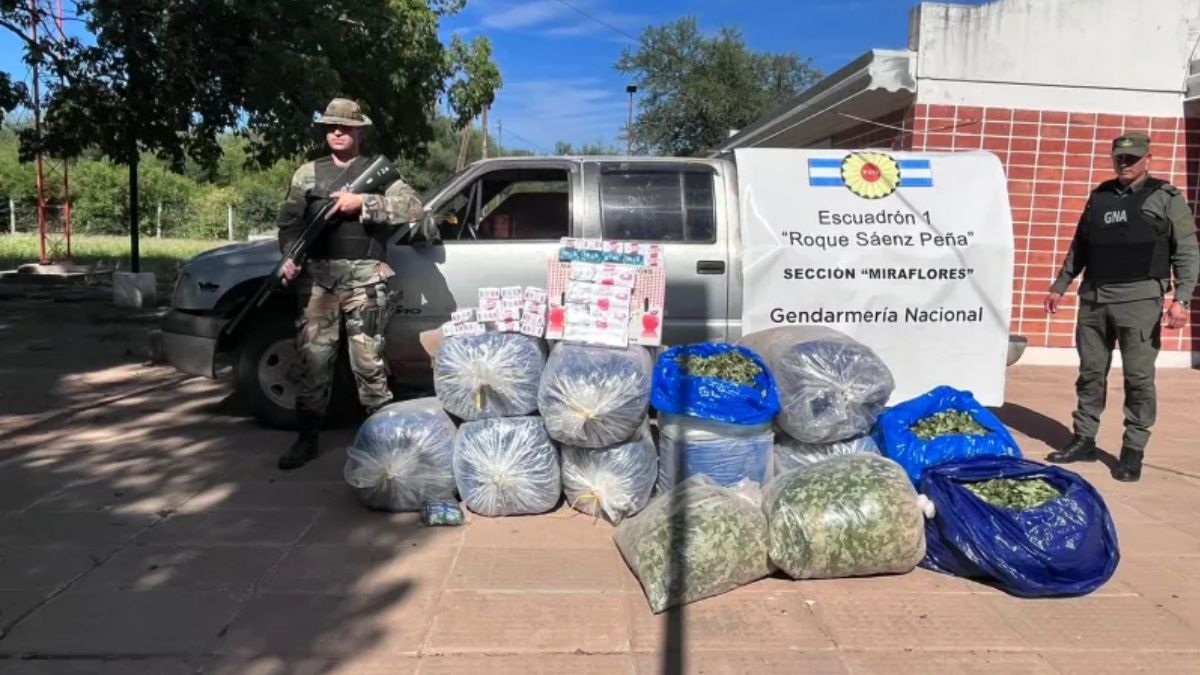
[715,48,917,154]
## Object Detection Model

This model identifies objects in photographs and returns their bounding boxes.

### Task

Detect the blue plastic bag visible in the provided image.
[874,385,1020,485]
[920,456,1120,597]
[651,343,779,425]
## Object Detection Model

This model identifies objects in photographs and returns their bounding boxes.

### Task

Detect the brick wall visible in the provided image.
[888,103,1200,352]
[830,108,914,151]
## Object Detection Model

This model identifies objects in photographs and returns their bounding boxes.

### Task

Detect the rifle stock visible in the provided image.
[221,155,400,340]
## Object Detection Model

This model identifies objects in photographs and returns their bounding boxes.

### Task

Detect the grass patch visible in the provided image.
[0,234,230,295]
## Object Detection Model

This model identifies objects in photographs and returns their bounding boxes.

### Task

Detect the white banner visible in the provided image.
[736,149,1014,406]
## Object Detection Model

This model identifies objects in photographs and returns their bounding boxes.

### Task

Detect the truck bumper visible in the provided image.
[161,310,227,379]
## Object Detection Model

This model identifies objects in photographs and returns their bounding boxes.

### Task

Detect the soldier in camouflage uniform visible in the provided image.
[275,98,426,470]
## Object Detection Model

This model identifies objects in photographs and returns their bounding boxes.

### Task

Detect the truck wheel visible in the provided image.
[233,317,361,430]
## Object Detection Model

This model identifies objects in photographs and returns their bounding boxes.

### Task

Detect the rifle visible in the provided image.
[221,155,401,340]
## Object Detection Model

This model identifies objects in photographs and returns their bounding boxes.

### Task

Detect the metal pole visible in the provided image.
[129,149,140,273]
[156,201,162,238]
[498,119,502,154]
[8,198,14,234]
[227,204,234,241]
[625,85,637,156]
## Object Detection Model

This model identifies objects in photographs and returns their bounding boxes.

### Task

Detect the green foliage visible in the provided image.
[676,351,763,385]
[910,410,989,440]
[616,17,822,156]
[552,140,621,156]
[446,35,503,129]
[4,0,468,170]
[965,478,1062,510]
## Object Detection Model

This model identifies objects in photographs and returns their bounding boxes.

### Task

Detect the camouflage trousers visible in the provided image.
[292,259,395,418]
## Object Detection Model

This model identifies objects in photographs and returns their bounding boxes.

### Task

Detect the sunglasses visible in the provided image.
[1114,154,1144,166]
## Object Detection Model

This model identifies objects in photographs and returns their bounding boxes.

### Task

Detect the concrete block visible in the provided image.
[113,271,157,309]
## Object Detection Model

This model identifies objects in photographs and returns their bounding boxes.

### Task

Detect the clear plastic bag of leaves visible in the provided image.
[738,326,894,444]
[763,454,926,579]
[773,433,880,474]
[538,343,653,448]
[344,398,458,512]
[453,416,561,517]
[561,422,657,524]
[614,474,771,613]
[434,332,546,420]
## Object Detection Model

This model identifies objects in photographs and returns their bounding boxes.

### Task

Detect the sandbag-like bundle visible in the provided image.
[657,413,773,491]
[773,433,880,474]
[874,385,1021,485]
[538,344,653,448]
[614,475,771,613]
[344,398,457,512]
[561,423,657,524]
[434,332,545,420]
[738,326,894,444]
[921,456,1119,597]
[763,454,926,579]
[453,416,561,517]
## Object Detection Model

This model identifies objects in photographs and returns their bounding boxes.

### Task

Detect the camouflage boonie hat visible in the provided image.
[1111,132,1150,158]
[316,98,372,127]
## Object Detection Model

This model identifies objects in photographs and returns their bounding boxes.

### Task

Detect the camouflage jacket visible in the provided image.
[276,155,426,256]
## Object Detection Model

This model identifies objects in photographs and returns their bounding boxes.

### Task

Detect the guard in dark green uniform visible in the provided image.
[1043,133,1198,482]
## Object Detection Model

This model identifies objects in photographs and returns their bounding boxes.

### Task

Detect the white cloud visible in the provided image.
[480,0,569,30]
[490,78,629,150]
[473,0,646,40]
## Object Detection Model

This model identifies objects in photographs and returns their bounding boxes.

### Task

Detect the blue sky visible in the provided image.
[0,0,987,151]
[439,0,978,152]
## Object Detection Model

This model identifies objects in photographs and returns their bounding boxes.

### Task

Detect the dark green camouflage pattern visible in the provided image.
[763,454,925,580]
[293,259,394,416]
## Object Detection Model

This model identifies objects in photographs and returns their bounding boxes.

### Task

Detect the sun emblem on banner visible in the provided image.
[841,152,901,199]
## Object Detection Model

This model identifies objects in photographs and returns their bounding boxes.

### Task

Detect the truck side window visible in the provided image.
[437,168,570,241]
[599,170,715,242]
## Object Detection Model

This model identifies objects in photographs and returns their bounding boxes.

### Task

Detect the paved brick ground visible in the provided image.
[0,300,1198,674]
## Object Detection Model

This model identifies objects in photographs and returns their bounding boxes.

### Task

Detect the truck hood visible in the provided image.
[173,239,281,311]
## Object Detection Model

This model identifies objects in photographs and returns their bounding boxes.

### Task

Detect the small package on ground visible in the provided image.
[614,474,771,613]
[343,398,457,512]
[763,454,926,579]
[650,343,779,425]
[920,456,1119,597]
[561,423,657,524]
[657,413,774,491]
[434,332,546,421]
[538,343,653,448]
[773,433,880,474]
[453,416,561,517]
[873,385,1021,485]
[737,326,894,444]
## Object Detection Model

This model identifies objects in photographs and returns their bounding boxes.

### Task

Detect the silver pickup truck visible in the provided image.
[162,155,1026,428]
[164,156,746,428]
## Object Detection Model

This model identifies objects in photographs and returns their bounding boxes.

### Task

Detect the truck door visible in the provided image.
[386,161,581,375]
[590,162,729,344]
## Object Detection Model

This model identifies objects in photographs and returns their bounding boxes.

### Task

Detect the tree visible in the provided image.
[616,17,821,156]
[0,0,471,267]
[445,35,502,170]
[553,140,621,156]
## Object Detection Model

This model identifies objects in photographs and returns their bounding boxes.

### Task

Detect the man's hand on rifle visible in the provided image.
[281,258,301,287]
[328,192,364,217]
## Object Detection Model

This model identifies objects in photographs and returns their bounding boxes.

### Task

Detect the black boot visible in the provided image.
[1046,435,1097,464]
[278,419,320,471]
[1111,447,1143,482]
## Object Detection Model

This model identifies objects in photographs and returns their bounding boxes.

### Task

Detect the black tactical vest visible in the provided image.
[1082,178,1172,285]
[305,156,392,262]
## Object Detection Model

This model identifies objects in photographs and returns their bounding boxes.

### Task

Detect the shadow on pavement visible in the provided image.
[0,297,441,671]
[994,402,1073,450]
